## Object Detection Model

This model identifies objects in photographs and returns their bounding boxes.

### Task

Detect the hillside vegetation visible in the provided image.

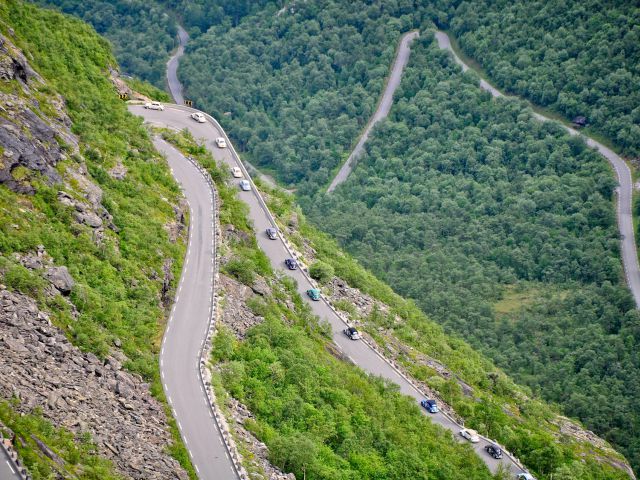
[161,129,495,480]
[0,0,193,475]
[32,0,176,87]
[0,400,123,479]
[260,177,632,480]
[434,0,640,156]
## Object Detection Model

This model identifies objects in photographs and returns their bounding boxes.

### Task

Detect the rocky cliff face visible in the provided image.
[0,287,187,480]
[0,34,75,194]
[0,31,188,479]
[0,32,111,241]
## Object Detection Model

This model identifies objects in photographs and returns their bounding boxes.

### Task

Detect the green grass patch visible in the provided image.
[0,400,124,479]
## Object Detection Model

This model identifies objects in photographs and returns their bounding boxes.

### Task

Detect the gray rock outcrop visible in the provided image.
[0,35,38,84]
[44,266,74,295]
[0,288,188,480]
[0,95,63,194]
[0,34,109,240]
[220,274,264,339]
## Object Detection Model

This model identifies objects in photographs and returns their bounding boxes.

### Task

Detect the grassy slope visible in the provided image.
[0,1,194,476]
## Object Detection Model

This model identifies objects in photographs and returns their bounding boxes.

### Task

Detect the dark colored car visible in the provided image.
[285,258,298,270]
[420,399,438,413]
[343,327,361,340]
[266,228,278,240]
[485,444,503,459]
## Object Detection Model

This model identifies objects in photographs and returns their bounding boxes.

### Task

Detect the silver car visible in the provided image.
[144,101,164,111]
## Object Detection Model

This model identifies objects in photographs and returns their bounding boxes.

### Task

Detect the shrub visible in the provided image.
[308,261,334,284]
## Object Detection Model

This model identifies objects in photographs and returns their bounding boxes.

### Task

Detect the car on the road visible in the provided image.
[231,167,243,178]
[307,288,321,301]
[239,180,251,191]
[215,137,227,148]
[266,228,278,240]
[516,474,535,480]
[485,444,503,459]
[459,428,480,443]
[343,327,361,340]
[285,258,298,270]
[191,112,206,123]
[420,399,438,413]
[144,101,164,111]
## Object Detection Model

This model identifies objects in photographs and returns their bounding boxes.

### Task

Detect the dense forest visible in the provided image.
[436,0,640,155]
[312,35,640,472]
[32,0,176,86]
[178,0,419,194]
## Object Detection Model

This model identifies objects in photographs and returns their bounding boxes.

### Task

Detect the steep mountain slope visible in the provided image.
[0,1,192,476]
[260,176,635,480]
[8,0,640,477]
[162,2,640,472]
[313,33,640,474]
[158,129,496,480]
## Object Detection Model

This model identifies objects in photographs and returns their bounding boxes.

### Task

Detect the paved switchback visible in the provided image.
[130,104,533,478]
[435,31,640,308]
[327,31,419,192]
[152,136,239,480]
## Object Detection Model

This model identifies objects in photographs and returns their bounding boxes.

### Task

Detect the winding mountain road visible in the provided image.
[327,30,419,192]
[435,31,640,308]
[151,135,239,480]
[130,103,532,478]
[166,25,189,105]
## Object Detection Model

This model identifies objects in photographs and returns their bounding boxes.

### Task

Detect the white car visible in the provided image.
[215,137,227,148]
[231,167,243,178]
[191,112,206,123]
[517,475,535,480]
[239,180,251,191]
[144,101,164,111]
[459,428,480,443]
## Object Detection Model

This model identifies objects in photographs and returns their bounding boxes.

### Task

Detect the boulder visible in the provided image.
[75,210,103,228]
[44,266,74,294]
[251,277,271,296]
[108,162,127,180]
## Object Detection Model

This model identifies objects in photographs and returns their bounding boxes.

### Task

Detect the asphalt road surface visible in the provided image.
[435,30,640,308]
[0,445,22,480]
[327,31,420,193]
[130,104,533,478]
[152,136,239,480]
[166,25,189,105]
